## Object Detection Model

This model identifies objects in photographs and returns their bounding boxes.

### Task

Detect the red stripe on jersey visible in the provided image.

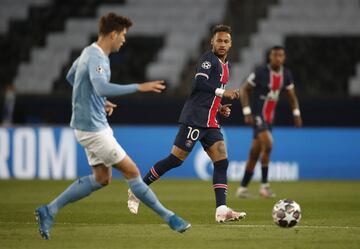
[271,73,282,91]
[207,61,229,128]
[207,96,221,128]
[220,63,229,84]
[263,73,283,124]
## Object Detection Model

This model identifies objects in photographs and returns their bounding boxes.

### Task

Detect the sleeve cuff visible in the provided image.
[286,83,295,90]
[215,88,225,97]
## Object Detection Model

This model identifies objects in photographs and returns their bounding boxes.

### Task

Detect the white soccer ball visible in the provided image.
[272,199,301,228]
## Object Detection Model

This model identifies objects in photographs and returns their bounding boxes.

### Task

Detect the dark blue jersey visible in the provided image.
[247,65,294,124]
[178,51,230,128]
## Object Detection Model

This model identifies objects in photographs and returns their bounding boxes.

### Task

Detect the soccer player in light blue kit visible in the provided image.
[34,12,190,240]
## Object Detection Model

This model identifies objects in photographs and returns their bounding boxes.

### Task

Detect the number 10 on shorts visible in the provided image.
[187,126,200,141]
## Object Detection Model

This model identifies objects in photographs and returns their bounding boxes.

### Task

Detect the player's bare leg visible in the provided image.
[258,131,276,198]
[207,141,246,222]
[236,138,261,198]
[128,145,189,214]
[115,155,191,232]
[92,164,112,185]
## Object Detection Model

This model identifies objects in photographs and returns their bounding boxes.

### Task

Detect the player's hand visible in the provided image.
[244,114,254,125]
[138,80,166,93]
[294,116,302,127]
[105,100,117,116]
[223,89,240,100]
[219,104,232,118]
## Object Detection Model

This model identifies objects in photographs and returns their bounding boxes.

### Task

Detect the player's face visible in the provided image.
[112,29,127,52]
[269,49,286,69]
[211,32,232,58]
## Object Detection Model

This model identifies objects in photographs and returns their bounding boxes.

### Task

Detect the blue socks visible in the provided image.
[47,175,103,217]
[46,174,174,223]
[127,176,174,222]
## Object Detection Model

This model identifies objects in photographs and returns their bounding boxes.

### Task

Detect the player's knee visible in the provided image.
[96,175,111,186]
[122,165,140,179]
[249,150,259,161]
[263,143,272,155]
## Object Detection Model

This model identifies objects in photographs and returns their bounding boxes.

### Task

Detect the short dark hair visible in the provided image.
[212,24,232,36]
[99,12,133,35]
[269,45,285,53]
[266,45,286,62]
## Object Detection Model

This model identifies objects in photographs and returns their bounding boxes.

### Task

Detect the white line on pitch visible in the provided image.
[1,221,359,230]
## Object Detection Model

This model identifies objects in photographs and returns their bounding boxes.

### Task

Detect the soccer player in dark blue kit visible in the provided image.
[128,25,247,222]
[236,46,302,198]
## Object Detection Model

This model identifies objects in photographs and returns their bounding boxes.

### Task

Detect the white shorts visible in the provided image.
[74,127,126,167]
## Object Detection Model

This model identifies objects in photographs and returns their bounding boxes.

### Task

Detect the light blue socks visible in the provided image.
[47,175,173,222]
[47,175,103,217]
[127,176,174,221]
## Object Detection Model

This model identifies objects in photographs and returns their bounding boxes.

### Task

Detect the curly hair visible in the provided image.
[99,12,133,35]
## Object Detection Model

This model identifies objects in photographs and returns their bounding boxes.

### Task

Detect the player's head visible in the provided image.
[211,25,232,58]
[98,13,133,52]
[268,46,286,70]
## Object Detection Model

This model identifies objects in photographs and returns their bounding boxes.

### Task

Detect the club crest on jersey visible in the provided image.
[201,61,211,69]
[96,66,104,74]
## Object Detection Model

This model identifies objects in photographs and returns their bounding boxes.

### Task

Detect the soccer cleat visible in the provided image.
[34,205,54,240]
[215,205,246,222]
[167,214,191,233]
[235,187,254,199]
[127,189,140,214]
[259,185,276,198]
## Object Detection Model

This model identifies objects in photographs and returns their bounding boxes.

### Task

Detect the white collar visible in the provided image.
[91,42,107,56]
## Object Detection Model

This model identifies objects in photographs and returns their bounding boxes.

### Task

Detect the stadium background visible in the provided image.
[0,0,360,180]
[1,1,360,249]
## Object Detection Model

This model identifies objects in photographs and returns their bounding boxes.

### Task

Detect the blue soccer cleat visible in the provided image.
[167,214,191,233]
[34,205,54,240]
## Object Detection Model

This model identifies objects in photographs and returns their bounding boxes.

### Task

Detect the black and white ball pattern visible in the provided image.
[272,199,301,228]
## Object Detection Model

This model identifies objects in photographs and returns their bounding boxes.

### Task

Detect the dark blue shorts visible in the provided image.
[174,124,224,152]
[253,115,272,138]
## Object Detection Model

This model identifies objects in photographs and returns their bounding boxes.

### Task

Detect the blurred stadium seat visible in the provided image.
[9,0,226,94]
[0,0,360,125]
[229,0,360,96]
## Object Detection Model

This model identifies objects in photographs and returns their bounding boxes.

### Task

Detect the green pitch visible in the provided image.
[0,180,359,249]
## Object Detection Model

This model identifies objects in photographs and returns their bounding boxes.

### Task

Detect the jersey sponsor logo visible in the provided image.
[266,89,280,101]
[201,61,211,69]
[96,66,105,74]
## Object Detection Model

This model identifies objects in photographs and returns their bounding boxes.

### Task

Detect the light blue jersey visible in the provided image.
[66,43,138,131]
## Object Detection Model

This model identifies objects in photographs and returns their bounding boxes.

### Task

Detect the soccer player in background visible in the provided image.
[236,46,302,198]
[34,13,190,240]
[128,25,247,222]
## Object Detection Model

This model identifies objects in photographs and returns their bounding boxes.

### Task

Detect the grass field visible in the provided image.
[0,180,359,249]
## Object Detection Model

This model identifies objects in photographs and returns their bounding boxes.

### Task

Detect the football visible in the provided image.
[272,199,301,228]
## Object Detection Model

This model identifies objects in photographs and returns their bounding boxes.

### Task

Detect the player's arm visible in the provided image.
[66,57,79,86]
[239,72,256,125]
[89,59,165,97]
[194,57,239,99]
[286,87,302,127]
[91,78,165,97]
[194,74,238,99]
